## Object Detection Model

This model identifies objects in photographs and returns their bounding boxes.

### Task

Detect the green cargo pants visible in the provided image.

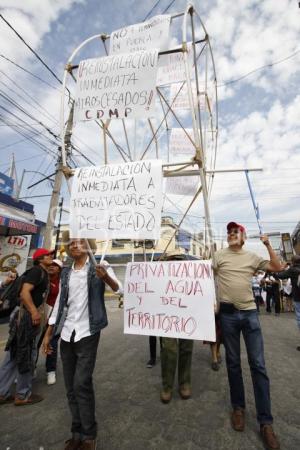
[161,337,194,392]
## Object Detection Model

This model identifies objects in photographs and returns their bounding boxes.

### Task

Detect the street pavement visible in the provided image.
[0,300,299,450]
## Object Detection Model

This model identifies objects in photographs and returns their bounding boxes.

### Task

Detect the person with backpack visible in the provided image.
[0,247,54,406]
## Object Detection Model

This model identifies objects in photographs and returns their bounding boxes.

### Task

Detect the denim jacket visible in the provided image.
[53,264,108,336]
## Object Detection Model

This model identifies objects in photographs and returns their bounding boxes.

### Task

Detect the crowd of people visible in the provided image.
[0,221,299,450]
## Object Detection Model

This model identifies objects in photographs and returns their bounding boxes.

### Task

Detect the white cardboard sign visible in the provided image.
[69,160,163,240]
[74,49,159,121]
[109,15,171,55]
[169,82,211,110]
[169,128,195,155]
[124,260,216,341]
[157,42,193,86]
[165,176,199,196]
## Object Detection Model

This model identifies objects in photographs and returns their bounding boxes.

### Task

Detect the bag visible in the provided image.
[0,274,25,312]
[0,267,45,313]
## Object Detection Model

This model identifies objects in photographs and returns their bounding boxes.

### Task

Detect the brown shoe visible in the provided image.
[80,440,97,450]
[179,384,191,400]
[160,390,172,404]
[64,438,82,450]
[0,395,14,405]
[14,393,43,406]
[231,408,245,431]
[260,425,280,449]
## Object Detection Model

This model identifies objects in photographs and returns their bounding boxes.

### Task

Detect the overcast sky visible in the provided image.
[0,0,299,255]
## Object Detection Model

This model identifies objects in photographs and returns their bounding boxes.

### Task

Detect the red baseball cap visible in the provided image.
[227,222,246,233]
[32,248,54,260]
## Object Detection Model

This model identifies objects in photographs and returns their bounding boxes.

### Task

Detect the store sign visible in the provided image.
[0,172,14,196]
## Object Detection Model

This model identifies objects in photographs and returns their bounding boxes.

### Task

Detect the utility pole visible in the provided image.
[43,102,74,249]
[42,155,64,249]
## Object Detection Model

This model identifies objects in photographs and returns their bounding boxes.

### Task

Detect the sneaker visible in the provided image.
[146,359,155,368]
[160,390,172,404]
[15,393,43,406]
[211,361,219,371]
[64,438,82,450]
[231,408,245,431]
[47,371,56,385]
[260,424,280,449]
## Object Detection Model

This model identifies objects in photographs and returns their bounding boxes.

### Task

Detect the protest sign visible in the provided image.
[69,160,163,240]
[124,260,216,341]
[169,128,195,155]
[157,42,193,86]
[74,49,159,121]
[170,82,210,110]
[109,15,170,55]
[165,176,199,196]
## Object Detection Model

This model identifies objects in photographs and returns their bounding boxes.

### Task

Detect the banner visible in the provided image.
[124,260,216,341]
[169,128,195,155]
[109,15,170,55]
[170,82,210,110]
[157,42,193,86]
[0,172,14,196]
[74,49,159,121]
[165,176,199,196]
[69,160,163,240]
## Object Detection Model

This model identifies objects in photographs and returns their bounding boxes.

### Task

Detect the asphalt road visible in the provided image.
[0,300,299,450]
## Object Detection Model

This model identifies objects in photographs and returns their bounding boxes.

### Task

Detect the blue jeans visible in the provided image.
[220,308,273,424]
[294,301,300,330]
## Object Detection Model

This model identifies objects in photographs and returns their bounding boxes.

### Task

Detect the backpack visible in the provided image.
[0,267,45,312]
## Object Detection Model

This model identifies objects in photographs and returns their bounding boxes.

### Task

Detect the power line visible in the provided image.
[162,0,176,14]
[0,14,63,87]
[0,70,58,125]
[0,54,59,91]
[143,0,162,21]
[218,48,300,87]
[0,115,57,158]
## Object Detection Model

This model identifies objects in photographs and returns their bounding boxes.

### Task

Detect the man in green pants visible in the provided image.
[159,252,193,404]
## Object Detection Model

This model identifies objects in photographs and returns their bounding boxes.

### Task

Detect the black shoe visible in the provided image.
[211,362,219,371]
[296,346,300,351]
[146,359,155,368]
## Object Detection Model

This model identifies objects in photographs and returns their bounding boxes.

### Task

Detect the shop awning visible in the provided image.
[0,214,38,236]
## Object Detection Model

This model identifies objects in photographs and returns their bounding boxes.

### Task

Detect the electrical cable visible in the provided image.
[218,48,300,87]
[0,14,63,87]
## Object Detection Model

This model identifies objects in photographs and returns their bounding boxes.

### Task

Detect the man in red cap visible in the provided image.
[214,222,282,450]
[0,247,53,406]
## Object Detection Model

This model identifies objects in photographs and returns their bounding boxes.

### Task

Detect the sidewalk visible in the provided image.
[0,301,299,450]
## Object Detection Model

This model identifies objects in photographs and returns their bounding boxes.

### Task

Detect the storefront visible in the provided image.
[0,192,41,281]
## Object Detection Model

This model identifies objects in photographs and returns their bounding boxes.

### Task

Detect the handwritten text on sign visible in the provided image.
[109,15,170,55]
[169,128,195,155]
[74,49,158,121]
[69,160,163,240]
[124,261,216,341]
[170,82,213,111]
[157,42,193,86]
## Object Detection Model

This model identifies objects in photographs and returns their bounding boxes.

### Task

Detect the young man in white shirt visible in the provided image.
[43,235,121,450]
